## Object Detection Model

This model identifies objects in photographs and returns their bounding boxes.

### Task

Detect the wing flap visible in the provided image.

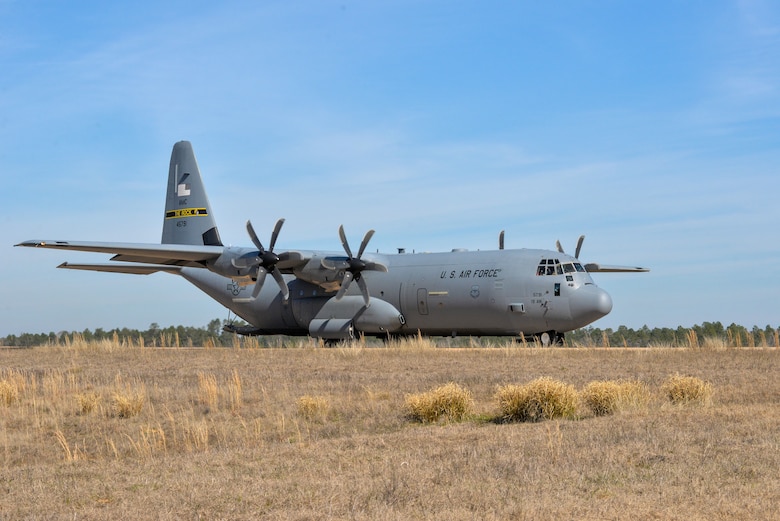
[57,262,183,275]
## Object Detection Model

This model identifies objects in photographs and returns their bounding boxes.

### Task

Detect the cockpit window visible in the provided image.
[536,260,583,276]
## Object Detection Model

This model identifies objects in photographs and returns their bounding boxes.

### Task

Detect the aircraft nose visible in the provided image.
[571,285,613,324]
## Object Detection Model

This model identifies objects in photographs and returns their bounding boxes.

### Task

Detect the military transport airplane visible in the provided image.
[16,141,648,345]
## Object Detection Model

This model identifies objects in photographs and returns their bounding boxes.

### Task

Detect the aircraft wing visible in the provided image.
[584,263,649,273]
[57,262,183,275]
[15,240,224,267]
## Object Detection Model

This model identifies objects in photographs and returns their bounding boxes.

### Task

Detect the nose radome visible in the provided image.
[571,285,613,323]
[594,287,613,316]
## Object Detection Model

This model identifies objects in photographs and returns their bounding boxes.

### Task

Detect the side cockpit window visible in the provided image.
[536,258,563,276]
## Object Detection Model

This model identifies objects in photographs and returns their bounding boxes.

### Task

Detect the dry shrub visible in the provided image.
[77,392,102,415]
[112,381,146,418]
[496,377,578,422]
[112,391,144,417]
[581,380,651,416]
[404,382,474,423]
[297,395,331,421]
[662,373,713,406]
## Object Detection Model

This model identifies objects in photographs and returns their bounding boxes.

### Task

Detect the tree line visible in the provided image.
[2,319,778,348]
[567,322,779,348]
[1,319,239,348]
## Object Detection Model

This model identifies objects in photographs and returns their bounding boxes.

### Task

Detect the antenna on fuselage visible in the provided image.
[499,230,505,250]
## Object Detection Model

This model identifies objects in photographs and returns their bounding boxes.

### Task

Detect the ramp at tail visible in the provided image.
[161,141,223,246]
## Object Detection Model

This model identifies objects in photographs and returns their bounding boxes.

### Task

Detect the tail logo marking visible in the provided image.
[177,173,191,196]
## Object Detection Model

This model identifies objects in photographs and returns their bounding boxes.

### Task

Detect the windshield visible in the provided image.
[536,259,585,276]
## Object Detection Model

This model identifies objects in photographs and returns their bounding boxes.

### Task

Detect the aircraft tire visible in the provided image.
[535,331,564,347]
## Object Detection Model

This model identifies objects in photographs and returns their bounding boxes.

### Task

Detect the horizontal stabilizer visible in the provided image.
[58,262,183,275]
[584,263,649,273]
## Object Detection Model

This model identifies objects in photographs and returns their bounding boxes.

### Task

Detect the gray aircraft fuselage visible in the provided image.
[180,247,611,341]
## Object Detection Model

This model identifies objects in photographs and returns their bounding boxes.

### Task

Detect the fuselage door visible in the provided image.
[417,288,429,315]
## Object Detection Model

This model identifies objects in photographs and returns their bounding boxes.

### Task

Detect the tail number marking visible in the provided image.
[165,208,209,219]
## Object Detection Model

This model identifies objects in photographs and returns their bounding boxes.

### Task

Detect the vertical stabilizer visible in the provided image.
[161,141,223,246]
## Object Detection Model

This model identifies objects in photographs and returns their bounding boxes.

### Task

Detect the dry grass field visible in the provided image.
[1,339,778,520]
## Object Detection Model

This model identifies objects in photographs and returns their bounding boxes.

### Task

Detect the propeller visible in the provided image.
[321,225,388,307]
[231,218,289,302]
[556,235,585,259]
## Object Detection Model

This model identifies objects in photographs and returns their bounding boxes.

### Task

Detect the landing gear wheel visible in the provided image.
[536,331,564,347]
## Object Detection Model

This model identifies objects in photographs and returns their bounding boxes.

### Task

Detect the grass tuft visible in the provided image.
[580,380,651,416]
[404,382,474,423]
[77,392,102,415]
[496,377,578,422]
[296,395,331,421]
[662,373,713,406]
[112,386,145,418]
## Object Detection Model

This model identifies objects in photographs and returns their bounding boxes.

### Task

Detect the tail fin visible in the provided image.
[161,141,223,246]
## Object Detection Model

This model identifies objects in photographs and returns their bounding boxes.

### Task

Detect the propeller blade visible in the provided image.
[556,240,564,254]
[270,267,289,302]
[363,260,388,273]
[251,267,268,299]
[246,220,265,252]
[356,276,370,307]
[269,218,285,252]
[335,271,354,300]
[575,235,585,259]
[357,229,375,259]
[338,225,353,259]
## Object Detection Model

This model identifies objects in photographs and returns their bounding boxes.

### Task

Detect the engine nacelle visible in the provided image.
[310,296,405,337]
[309,318,354,340]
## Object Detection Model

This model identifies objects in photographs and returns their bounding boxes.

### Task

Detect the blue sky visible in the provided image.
[2,1,779,337]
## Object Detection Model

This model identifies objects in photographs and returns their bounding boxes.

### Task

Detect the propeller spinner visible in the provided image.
[321,225,388,307]
[232,218,289,302]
